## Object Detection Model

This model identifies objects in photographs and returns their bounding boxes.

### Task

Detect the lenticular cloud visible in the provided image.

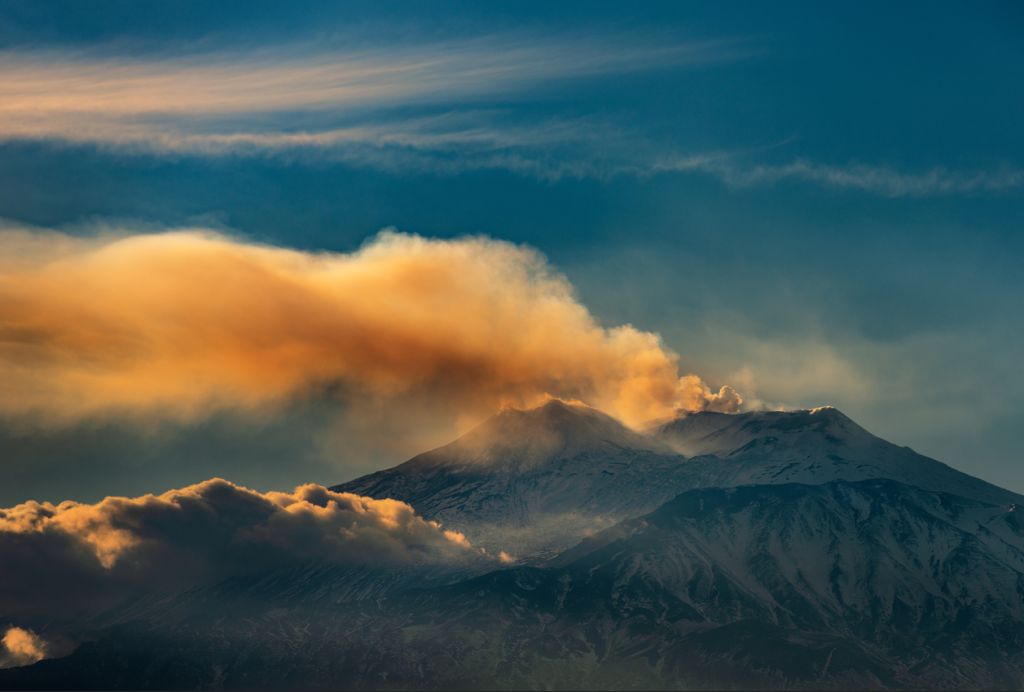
[0,227,739,428]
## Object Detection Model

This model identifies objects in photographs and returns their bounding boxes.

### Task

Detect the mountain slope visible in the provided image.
[537,478,1024,688]
[5,403,1024,690]
[9,478,1024,690]
[652,407,1017,505]
[332,400,692,559]
[333,401,1021,559]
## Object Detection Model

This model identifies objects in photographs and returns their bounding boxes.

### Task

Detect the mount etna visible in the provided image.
[3,400,1023,690]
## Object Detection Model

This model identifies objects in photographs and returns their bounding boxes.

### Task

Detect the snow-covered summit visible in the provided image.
[333,400,1021,558]
[653,406,872,456]
[403,398,673,474]
[333,399,689,557]
[651,406,1018,505]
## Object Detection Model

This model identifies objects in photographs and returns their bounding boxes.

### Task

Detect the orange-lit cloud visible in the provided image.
[0,228,739,429]
[0,627,48,669]
[0,479,476,618]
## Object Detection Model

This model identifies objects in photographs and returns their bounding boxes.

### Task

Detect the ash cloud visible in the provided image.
[0,480,476,618]
[0,227,740,430]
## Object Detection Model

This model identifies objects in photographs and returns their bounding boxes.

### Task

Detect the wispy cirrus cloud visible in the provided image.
[0,35,741,118]
[1,34,1019,195]
[8,103,1018,196]
[0,34,751,181]
[703,158,1024,197]
[0,33,742,149]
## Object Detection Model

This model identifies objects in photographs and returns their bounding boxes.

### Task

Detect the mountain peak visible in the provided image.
[646,406,1018,505]
[497,397,603,423]
[652,406,870,457]
[330,399,687,557]
[411,398,673,473]
[332,399,1021,561]
[730,407,871,445]
[489,398,624,437]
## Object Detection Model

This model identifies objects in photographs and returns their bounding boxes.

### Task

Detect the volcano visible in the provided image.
[4,401,1024,690]
[331,400,1017,559]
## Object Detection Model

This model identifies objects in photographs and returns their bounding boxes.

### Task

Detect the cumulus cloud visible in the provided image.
[0,627,47,669]
[0,228,739,430]
[0,479,476,618]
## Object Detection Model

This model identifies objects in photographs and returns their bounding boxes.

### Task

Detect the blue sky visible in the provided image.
[1,1,1022,503]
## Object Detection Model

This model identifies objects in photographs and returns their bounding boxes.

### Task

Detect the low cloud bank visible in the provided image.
[0,228,739,429]
[0,480,475,618]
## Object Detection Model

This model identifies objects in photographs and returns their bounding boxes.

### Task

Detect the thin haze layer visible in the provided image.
[0,229,740,427]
